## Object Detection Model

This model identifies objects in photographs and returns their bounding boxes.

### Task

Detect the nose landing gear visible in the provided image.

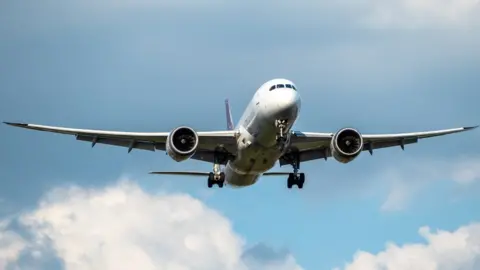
[276,119,288,141]
[275,119,290,152]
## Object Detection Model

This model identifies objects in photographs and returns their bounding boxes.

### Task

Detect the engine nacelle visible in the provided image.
[330,128,363,164]
[166,126,199,162]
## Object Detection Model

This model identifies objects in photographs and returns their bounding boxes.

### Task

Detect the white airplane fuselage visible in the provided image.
[224,79,301,187]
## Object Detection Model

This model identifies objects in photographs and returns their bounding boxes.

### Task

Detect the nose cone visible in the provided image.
[268,89,301,119]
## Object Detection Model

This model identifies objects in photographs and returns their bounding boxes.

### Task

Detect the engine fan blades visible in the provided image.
[174,135,196,151]
[340,136,361,154]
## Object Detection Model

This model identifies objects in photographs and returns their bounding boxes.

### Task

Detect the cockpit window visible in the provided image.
[269,83,297,91]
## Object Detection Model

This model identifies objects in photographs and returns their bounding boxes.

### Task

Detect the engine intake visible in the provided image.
[331,128,363,163]
[166,126,199,162]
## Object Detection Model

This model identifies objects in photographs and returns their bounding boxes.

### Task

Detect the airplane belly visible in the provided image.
[224,164,260,187]
[225,135,287,186]
[225,142,283,188]
[234,142,280,170]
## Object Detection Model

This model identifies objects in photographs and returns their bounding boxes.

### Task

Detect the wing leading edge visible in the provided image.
[281,125,478,166]
[3,122,237,163]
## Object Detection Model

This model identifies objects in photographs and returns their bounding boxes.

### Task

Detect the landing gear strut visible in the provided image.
[276,119,289,152]
[207,155,226,188]
[286,154,305,189]
[276,119,288,143]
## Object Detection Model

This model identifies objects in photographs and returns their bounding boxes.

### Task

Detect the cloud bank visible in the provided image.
[362,0,480,28]
[336,222,480,270]
[0,180,302,270]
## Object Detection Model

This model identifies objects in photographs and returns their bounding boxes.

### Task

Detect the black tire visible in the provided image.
[299,173,305,185]
[287,174,293,189]
[207,172,214,188]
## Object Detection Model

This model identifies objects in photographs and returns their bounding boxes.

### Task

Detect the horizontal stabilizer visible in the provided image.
[262,172,291,176]
[149,171,209,176]
[149,171,292,176]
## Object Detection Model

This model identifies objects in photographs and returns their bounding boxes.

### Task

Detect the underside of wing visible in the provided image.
[4,122,238,164]
[281,125,478,166]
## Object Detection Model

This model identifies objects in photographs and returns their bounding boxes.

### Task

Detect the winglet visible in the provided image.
[464,125,479,130]
[225,99,234,130]
[3,122,28,127]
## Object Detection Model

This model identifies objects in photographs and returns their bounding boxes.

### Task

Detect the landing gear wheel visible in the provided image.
[298,173,305,189]
[286,173,305,189]
[207,172,214,188]
[287,174,293,189]
[207,172,225,188]
[218,172,225,188]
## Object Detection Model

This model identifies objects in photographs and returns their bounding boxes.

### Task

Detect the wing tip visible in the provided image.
[3,122,28,127]
[464,125,479,131]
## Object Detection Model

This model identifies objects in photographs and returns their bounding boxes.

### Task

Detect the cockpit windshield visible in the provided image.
[269,83,297,91]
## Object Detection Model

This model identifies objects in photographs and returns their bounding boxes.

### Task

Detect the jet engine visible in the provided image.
[166,126,199,162]
[330,128,363,163]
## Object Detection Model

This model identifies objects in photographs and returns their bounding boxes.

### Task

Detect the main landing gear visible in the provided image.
[286,154,305,189]
[207,157,226,188]
[287,173,305,189]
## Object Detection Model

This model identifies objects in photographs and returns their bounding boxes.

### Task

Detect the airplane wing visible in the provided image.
[280,126,478,166]
[3,122,237,164]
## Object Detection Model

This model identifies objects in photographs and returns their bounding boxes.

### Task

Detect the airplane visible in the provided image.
[4,78,478,189]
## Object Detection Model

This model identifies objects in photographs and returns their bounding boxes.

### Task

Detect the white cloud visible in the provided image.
[451,159,480,185]
[0,221,26,269]
[0,180,303,270]
[360,0,480,28]
[335,222,480,270]
[6,0,479,33]
[378,156,480,211]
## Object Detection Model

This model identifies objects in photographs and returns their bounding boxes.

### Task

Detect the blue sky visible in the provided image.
[1,1,480,269]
